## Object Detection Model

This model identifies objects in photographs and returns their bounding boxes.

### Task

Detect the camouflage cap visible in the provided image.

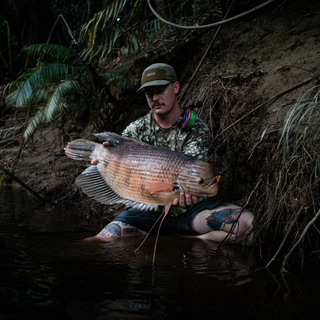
[137,63,177,92]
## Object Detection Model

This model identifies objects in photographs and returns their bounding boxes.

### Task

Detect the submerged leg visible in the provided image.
[84,221,146,241]
[84,207,165,241]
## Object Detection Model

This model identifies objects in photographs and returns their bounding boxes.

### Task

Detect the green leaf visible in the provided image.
[44,80,81,123]
[23,80,81,139]
[24,44,79,65]
[79,0,127,38]
[6,63,81,107]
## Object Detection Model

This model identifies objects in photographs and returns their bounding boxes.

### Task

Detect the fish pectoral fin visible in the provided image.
[148,182,175,194]
[76,165,157,210]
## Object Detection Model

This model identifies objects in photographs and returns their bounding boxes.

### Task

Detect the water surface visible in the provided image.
[1,186,319,320]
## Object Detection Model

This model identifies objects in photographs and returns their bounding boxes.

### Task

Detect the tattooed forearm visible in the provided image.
[205,208,242,230]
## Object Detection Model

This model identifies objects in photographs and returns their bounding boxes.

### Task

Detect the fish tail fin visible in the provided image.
[64,139,98,161]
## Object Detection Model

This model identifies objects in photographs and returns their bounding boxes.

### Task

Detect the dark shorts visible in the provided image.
[113,199,226,235]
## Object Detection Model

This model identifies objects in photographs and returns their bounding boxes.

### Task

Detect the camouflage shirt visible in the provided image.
[122,110,212,217]
[123,110,211,161]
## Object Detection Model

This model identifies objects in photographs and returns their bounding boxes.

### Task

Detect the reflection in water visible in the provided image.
[188,240,254,286]
[1,186,320,320]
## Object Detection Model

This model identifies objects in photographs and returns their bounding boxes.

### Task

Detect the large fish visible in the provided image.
[64,132,219,210]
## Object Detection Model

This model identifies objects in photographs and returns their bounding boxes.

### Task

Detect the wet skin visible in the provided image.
[144,82,180,120]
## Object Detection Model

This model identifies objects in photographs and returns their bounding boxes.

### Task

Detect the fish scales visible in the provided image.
[100,143,184,204]
[64,132,218,210]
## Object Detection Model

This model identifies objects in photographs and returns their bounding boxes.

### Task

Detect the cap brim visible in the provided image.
[137,80,171,92]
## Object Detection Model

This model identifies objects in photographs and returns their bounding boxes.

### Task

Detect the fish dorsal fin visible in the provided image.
[76,165,156,210]
[148,182,176,194]
[94,132,150,147]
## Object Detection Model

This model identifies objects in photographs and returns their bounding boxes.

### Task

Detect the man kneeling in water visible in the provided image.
[87,63,254,245]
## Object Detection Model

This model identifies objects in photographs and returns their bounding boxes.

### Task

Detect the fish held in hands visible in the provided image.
[64,132,219,210]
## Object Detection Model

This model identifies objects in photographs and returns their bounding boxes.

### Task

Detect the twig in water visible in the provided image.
[266,206,304,268]
[281,208,320,272]
[0,164,46,203]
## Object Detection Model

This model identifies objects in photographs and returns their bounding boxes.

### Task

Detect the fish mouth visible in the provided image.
[200,176,219,197]
[202,176,217,187]
[180,161,218,197]
[185,177,218,198]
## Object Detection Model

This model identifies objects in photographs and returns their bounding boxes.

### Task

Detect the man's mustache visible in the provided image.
[152,102,164,107]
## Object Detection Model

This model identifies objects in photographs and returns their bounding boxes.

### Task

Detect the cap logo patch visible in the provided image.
[141,68,169,85]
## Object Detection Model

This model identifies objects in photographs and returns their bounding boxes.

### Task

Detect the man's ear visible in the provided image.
[172,81,180,94]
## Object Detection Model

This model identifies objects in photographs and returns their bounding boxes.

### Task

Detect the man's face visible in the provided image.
[144,81,180,116]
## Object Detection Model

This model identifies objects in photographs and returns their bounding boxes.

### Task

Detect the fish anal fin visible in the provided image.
[148,182,175,194]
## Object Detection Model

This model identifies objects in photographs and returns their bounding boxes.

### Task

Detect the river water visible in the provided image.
[1,186,319,320]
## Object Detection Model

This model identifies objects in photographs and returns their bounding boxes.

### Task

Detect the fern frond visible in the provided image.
[102,27,121,58]
[36,63,79,86]
[23,80,81,139]
[32,88,50,104]
[23,108,46,140]
[78,0,128,61]
[6,63,81,107]
[79,0,127,44]
[43,80,81,123]
[6,78,33,107]
[24,44,79,65]
[82,27,120,60]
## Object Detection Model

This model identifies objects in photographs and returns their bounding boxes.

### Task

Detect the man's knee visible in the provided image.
[191,203,254,239]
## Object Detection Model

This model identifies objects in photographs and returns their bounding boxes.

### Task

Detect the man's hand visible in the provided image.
[91,141,110,165]
[172,193,198,207]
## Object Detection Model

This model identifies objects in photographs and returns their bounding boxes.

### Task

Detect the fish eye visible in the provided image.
[199,178,204,184]
[171,182,180,192]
